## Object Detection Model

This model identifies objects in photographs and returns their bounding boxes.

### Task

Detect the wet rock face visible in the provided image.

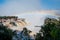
[12,30,35,40]
[0,16,27,31]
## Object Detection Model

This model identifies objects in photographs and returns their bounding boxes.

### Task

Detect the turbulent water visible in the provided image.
[12,30,35,40]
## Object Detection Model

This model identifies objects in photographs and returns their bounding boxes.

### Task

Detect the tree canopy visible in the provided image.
[35,18,60,40]
[0,25,13,40]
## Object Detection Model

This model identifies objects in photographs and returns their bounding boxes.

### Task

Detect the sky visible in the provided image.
[0,0,60,33]
[0,0,60,16]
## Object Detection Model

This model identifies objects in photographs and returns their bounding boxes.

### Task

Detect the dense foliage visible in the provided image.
[0,24,13,40]
[0,17,60,40]
[35,18,60,40]
[12,27,32,40]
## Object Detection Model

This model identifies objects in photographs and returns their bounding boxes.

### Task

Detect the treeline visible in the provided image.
[35,17,60,40]
[0,17,60,40]
[0,24,13,40]
[0,23,32,40]
[0,16,18,19]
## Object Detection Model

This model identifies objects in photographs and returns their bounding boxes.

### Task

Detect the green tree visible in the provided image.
[0,25,13,40]
[35,33,43,40]
[22,27,32,40]
[35,18,60,40]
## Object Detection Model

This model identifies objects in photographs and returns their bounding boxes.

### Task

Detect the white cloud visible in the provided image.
[0,0,40,16]
[0,0,60,16]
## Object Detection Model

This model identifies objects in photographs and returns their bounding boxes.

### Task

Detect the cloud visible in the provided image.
[39,10,60,16]
[0,0,60,16]
[16,10,60,17]
[0,0,40,16]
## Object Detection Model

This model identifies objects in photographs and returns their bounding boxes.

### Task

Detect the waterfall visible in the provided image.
[12,30,35,40]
